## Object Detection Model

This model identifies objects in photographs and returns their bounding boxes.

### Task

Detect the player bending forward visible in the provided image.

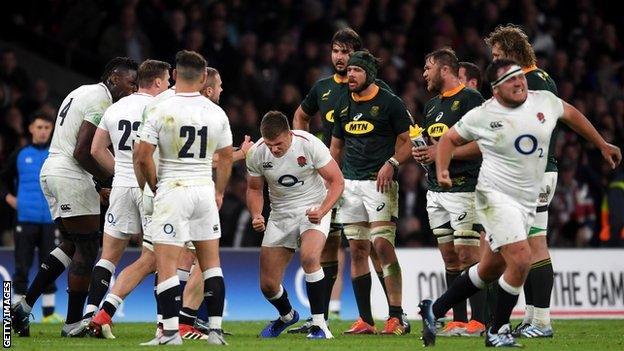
[246,111,344,339]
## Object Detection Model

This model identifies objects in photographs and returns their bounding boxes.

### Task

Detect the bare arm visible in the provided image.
[393,131,412,164]
[214,145,234,209]
[452,141,481,160]
[436,127,470,189]
[315,159,344,217]
[329,137,345,166]
[135,141,157,193]
[90,128,115,175]
[293,106,313,131]
[74,121,111,180]
[560,101,622,168]
[246,175,266,231]
[132,140,146,189]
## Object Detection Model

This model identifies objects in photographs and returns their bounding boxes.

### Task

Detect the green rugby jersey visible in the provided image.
[524,66,559,172]
[424,84,484,192]
[332,85,412,180]
[300,74,392,146]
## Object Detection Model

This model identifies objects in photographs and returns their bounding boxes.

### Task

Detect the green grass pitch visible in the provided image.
[9,320,624,350]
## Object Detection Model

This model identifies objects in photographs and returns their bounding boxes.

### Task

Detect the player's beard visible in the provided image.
[349,80,368,93]
[334,63,347,76]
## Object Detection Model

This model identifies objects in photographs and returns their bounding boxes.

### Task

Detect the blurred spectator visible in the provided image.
[599,169,624,247]
[98,5,151,62]
[550,162,596,247]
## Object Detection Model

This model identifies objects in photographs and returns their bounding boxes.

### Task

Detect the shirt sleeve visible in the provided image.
[98,109,111,131]
[310,136,333,169]
[140,109,160,146]
[245,144,263,177]
[300,83,319,116]
[389,96,412,135]
[454,110,479,141]
[83,93,111,126]
[216,109,233,149]
[546,91,565,119]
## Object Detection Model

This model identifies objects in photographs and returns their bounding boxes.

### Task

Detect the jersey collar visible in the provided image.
[98,82,113,102]
[333,74,349,84]
[522,65,538,74]
[441,83,465,98]
[175,92,201,97]
[351,84,379,102]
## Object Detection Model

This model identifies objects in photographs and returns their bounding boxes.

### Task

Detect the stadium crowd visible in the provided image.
[1,0,623,248]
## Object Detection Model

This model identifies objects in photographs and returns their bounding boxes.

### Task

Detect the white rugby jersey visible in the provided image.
[98,93,153,187]
[45,83,113,178]
[140,92,232,186]
[136,87,175,196]
[246,130,333,212]
[455,90,564,209]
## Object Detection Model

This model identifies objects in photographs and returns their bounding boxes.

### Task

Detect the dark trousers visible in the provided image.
[13,222,58,295]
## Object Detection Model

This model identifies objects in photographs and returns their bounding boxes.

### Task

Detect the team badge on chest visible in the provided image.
[451,100,460,111]
[297,156,307,167]
[370,105,380,117]
[537,112,545,124]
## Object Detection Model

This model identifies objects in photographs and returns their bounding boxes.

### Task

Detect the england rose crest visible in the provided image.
[297,156,307,167]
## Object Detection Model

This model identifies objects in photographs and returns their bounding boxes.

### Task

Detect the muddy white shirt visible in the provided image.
[140,92,232,186]
[246,130,332,212]
[455,90,564,209]
[44,83,113,178]
[98,93,154,187]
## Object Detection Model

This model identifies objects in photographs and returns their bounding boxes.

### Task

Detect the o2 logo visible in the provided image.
[278,175,304,187]
[514,134,544,158]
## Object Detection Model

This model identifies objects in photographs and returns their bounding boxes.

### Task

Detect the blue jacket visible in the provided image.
[0,143,53,223]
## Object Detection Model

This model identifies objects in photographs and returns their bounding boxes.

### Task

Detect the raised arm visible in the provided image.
[560,101,621,168]
[91,128,115,175]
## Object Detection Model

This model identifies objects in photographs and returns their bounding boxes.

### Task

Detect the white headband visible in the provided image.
[490,65,523,88]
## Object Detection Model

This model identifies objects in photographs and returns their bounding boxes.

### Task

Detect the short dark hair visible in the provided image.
[29,111,54,125]
[459,61,482,90]
[137,60,171,88]
[425,48,459,76]
[260,111,290,140]
[100,57,139,82]
[205,67,220,88]
[175,50,207,82]
[486,58,520,85]
[485,24,536,68]
[331,27,363,51]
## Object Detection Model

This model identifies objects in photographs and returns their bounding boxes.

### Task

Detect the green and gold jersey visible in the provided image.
[423,84,484,192]
[524,66,559,172]
[332,85,412,180]
[300,74,392,146]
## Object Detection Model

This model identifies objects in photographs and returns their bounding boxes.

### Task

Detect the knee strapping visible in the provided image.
[453,230,481,246]
[382,262,402,278]
[433,228,454,244]
[370,225,396,246]
[343,224,369,240]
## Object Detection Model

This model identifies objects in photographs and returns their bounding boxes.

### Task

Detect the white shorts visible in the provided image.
[336,180,398,224]
[40,174,100,219]
[531,172,558,236]
[475,188,535,252]
[150,183,221,247]
[263,209,331,249]
[426,191,477,230]
[104,187,143,239]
